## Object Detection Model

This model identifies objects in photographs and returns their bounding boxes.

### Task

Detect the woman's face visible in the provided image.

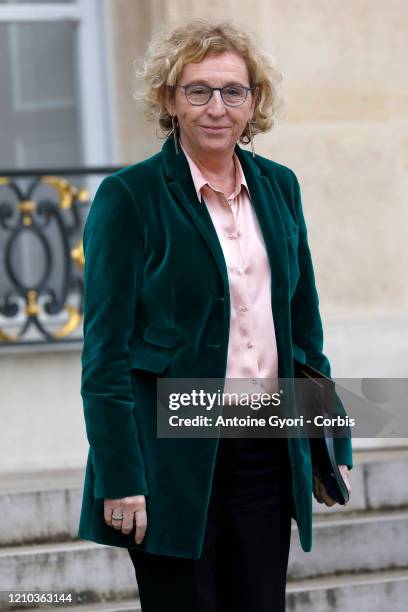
[166,51,256,159]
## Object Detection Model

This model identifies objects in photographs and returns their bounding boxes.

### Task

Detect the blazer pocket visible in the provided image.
[130,324,179,374]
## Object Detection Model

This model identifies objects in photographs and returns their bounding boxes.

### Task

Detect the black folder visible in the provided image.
[293,359,350,505]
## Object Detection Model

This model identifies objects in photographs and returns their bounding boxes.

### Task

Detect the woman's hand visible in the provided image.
[313,465,352,506]
[104,495,147,544]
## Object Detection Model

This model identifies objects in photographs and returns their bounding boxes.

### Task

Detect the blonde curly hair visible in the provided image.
[133,19,285,144]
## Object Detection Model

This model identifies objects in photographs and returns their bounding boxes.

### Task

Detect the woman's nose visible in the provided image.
[206,90,227,115]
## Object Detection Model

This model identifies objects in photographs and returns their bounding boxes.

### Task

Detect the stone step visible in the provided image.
[286,568,408,612]
[1,597,142,612]
[0,541,137,604]
[0,448,407,547]
[0,508,407,598]
[0,467,83,547]
[288,507,408,579]
[8,569,408,612]
[43,603,141,612]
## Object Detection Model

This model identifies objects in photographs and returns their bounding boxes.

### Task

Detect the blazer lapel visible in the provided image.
[162,137,230,294]
[235,147,292,377]
[234,146,290,297]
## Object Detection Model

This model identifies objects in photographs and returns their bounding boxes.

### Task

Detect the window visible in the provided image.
[0,0,113,169]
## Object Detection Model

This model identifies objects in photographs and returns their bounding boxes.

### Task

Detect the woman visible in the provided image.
[78,19,352,612]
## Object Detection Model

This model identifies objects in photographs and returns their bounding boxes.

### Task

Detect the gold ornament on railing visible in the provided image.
[0,173,91,343]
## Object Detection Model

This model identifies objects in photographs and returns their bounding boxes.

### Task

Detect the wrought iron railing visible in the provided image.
[0,166,123,346]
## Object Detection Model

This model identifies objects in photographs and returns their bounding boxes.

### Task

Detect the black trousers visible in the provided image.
[128,437,293,612]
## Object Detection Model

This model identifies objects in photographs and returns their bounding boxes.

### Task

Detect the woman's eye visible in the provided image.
[190,87,207,94]
[224,87,240,96]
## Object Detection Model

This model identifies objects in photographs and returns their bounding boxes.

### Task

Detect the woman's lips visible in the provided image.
[199,125,230,134]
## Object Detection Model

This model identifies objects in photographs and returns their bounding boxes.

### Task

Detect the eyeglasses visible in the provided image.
[177,84,257,107]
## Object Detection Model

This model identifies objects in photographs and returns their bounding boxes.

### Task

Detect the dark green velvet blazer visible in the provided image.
[78,135,353,558]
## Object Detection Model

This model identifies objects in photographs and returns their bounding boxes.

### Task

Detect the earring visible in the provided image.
[248,120,255,158]
[171,115,180,155]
